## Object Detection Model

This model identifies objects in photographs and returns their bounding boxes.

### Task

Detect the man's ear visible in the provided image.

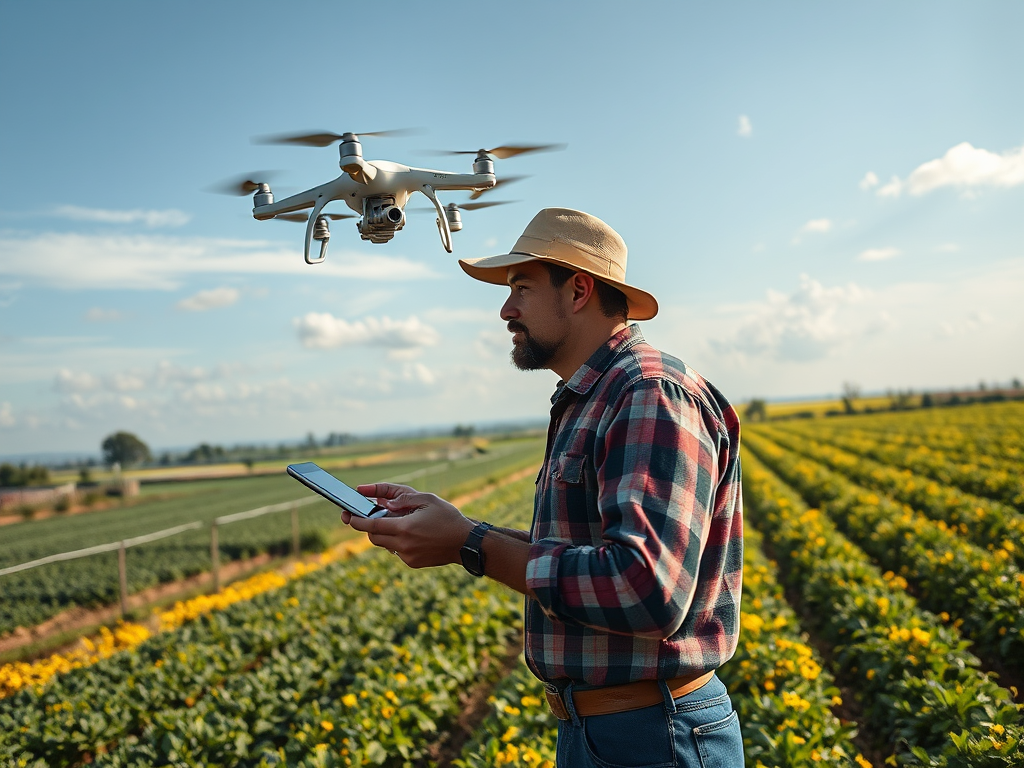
[570,272,596,313]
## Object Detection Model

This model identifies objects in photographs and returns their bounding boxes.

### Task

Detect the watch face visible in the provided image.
[460,546,484,577]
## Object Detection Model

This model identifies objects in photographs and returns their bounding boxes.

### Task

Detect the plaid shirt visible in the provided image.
[524,325,743,687]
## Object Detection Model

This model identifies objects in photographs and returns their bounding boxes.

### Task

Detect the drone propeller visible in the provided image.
[273,212,357,223]
[426,143,567,160]
[468,174,528,200]
[206,171,280,196]
[253,128,423,148]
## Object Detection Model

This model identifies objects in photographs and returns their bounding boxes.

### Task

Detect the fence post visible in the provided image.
[118,542,129,617]
[210,522,220,593]
[291,504,300,557]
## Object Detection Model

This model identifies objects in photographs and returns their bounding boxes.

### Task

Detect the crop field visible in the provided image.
[1,403,1022,766]
[0,436,544,637]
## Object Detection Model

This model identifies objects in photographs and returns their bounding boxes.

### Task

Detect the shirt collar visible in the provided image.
[550,324,645,404]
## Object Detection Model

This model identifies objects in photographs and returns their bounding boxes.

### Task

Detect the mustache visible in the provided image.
[507,321,528,334]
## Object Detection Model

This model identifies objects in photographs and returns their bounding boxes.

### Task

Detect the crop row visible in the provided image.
[829,402,1023,467]
[761,425,1024,568]
[0,478,536,767]
[0,440,544,638]
[745,430,1024,679]
[773,421,1024,513]
[741,446,1023,766]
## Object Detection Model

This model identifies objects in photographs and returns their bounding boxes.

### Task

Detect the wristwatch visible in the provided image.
[460,522,493,577]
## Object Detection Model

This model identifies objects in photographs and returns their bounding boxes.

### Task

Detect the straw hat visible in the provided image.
[458,208,659,321]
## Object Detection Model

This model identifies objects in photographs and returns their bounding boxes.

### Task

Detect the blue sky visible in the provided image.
[1,1,1022,456]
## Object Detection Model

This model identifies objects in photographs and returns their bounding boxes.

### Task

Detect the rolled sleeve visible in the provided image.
[525,539,569,621]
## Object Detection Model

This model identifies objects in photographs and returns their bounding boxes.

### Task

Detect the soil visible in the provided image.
[428,636,525,767]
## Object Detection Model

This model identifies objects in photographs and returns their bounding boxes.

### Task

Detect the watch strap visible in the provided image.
[460,521,492,577]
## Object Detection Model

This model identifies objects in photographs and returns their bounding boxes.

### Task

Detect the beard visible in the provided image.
[507,320,563,371]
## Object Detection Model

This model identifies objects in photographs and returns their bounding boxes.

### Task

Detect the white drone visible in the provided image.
[218,130,564,264]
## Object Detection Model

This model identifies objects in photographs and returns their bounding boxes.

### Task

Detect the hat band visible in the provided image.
[511,234,625,282]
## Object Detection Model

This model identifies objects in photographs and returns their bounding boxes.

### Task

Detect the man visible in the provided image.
[343,208,744,766]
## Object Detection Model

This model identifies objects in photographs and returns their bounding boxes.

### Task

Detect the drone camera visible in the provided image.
[359,195,406,244]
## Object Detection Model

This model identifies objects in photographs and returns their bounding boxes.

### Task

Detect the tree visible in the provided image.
[453,424,475,438]
[841,382,861,414]
[744,399,767,422]
[185,443,225,464]
[0,463,49,487]
[101,431,152,467]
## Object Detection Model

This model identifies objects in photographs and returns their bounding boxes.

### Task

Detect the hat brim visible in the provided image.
[458,252,659,321]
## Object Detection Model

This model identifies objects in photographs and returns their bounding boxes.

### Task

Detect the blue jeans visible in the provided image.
[554,674,744,767]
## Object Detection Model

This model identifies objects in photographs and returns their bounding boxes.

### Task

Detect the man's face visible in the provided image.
[500,262,571,371]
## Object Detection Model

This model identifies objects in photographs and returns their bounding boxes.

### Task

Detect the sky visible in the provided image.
[1,1,1022,457]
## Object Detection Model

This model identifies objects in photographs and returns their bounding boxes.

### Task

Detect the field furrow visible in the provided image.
[745,430,1024,681]
[741,446,1023,765]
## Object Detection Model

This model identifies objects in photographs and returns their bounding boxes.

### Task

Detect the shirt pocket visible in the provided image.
[552,452,586,484]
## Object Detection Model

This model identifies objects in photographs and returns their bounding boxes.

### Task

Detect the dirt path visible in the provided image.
[1,465,537,661]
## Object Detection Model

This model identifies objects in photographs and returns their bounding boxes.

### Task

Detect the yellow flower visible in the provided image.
[501,726,520,742]
[381,706,395,719]
[321,720,334,731]
[342,693,357,707]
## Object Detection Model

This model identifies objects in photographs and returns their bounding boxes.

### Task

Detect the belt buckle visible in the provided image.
[544,683,571,721]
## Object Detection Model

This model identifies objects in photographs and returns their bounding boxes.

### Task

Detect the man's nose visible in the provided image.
[500,295,519,321]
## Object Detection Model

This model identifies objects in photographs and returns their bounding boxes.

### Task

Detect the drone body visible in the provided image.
[223,131,564,264]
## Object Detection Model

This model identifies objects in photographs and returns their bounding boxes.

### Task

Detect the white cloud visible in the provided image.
[877,176,904,198]
[800,218,832,234]
[401,362,436,386]
[53,205,191,228]
[85,307,124,322]
[55,368,101,393]
[0,232,439,290]
[859,171,879,190]
[737,115,753,138]
[0,402,14,428]
[792,218,831,245]
[858,246,902,262]
[935,243,960,253]
[711,274,869,362]
[177,286,240,311]
[293,313,440,352]
[876,142,1024,198]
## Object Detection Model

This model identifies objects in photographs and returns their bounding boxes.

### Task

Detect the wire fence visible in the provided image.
[0,444,537,622]
[0,494,321,615]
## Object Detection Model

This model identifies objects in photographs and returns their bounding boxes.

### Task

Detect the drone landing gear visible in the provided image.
[420,184,453,254]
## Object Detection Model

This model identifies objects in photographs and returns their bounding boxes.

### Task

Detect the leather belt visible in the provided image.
[544,670,715,721]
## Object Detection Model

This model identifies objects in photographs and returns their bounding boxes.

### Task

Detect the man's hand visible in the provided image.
[340,483,475,568]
